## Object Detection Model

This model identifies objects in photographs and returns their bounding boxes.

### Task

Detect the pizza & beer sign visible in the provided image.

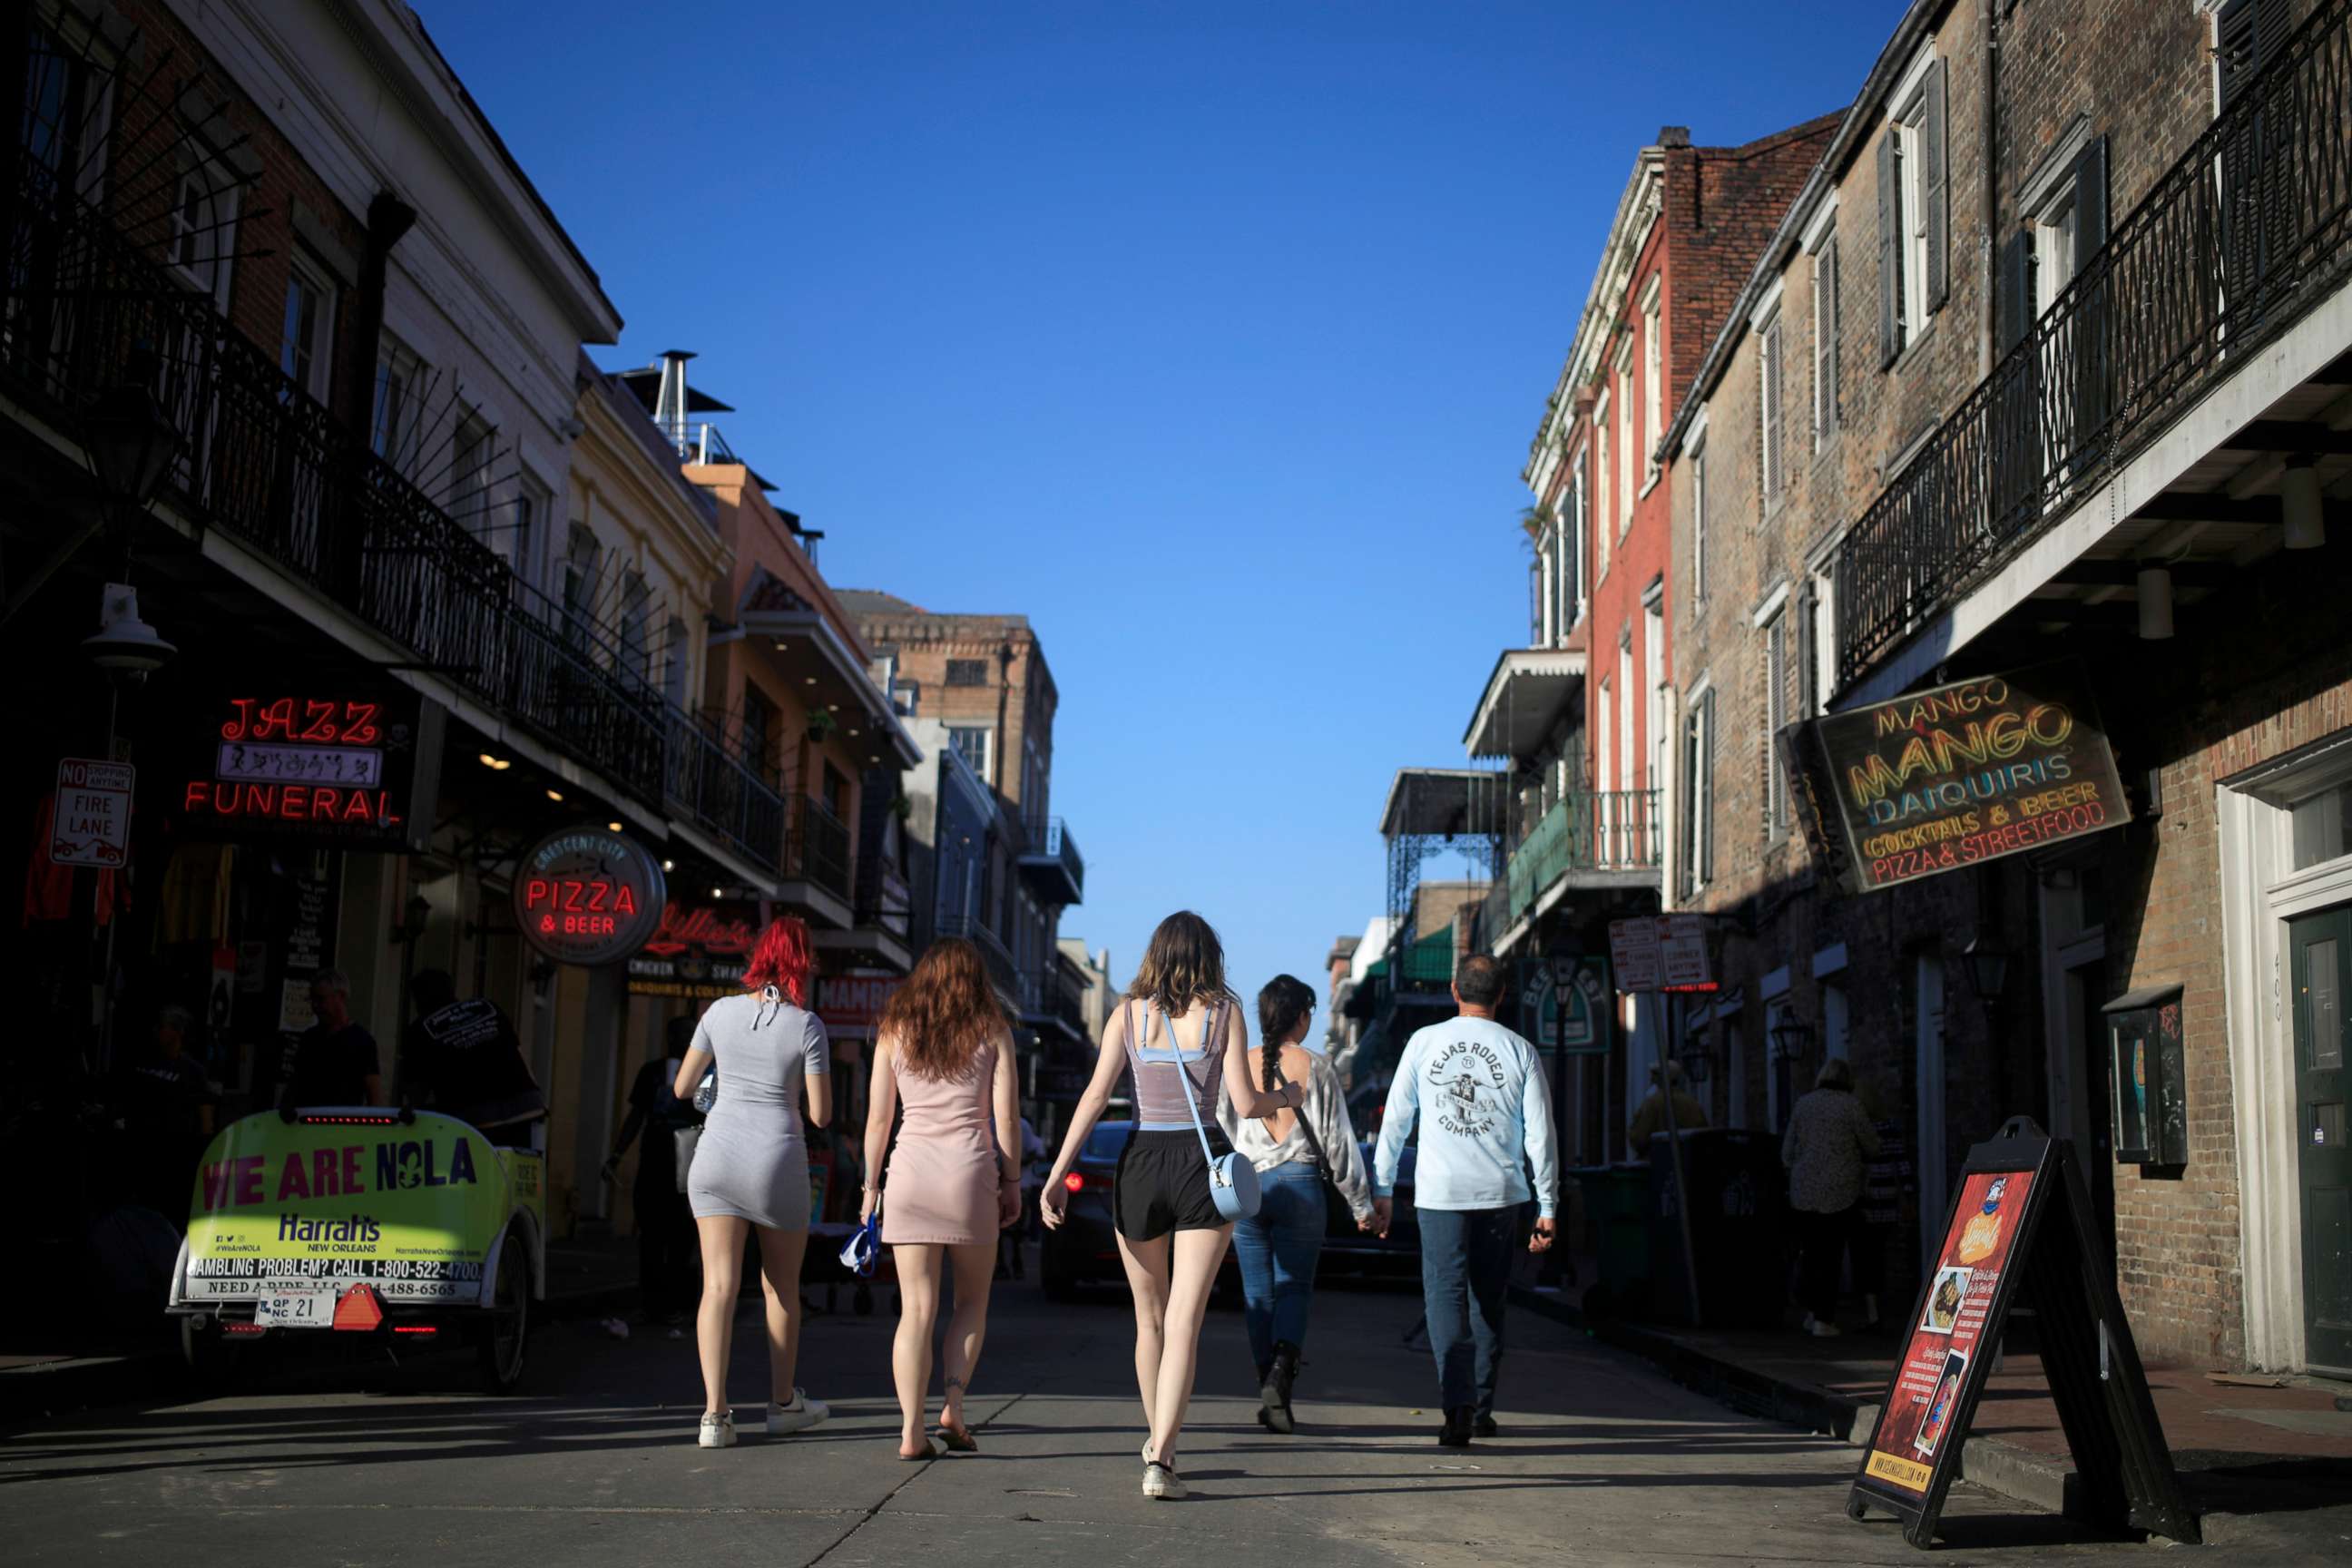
[514,825,666,966]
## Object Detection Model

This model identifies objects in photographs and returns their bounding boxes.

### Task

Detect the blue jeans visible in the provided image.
[1231,1163,1327,1371]
[1418,1206,1516,1418]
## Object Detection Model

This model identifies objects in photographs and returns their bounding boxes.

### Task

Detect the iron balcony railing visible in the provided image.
[1483,789,1662,938]
[937,913,1021,998]
[1836,0,2352,689]
[793,795,853,901]
[1023,962,1089,1036]
[1017,815,1084,902]
[0,162,790,873]
[853,858,913,935]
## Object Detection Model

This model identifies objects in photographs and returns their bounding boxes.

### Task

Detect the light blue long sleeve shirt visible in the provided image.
[1374,1015,1559,1218]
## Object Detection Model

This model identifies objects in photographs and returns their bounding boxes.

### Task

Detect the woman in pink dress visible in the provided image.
[860,937,1021,1459]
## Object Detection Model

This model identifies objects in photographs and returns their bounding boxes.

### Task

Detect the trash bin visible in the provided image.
[1573,1164,1654,1318]
[1642,1129,1785,1328]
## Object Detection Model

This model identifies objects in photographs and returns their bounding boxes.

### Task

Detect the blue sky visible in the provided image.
[426,1,1898,1024]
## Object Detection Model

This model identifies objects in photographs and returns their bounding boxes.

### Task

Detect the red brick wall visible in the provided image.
[94,0,370,426]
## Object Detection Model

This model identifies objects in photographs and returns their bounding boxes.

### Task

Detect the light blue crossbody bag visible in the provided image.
[1139,1003,1260,1222]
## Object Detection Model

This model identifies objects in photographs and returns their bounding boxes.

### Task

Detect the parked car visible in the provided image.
[1044,1123,1419,1296]
[1318,1140,1418,1280]
[1041,1120,1134,1300]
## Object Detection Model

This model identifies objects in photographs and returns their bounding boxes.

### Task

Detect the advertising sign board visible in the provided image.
[1784,661,2129,895]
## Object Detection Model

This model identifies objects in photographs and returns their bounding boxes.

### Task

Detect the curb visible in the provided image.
[1512,1285,2082,1519]
[0,1280,641,1424]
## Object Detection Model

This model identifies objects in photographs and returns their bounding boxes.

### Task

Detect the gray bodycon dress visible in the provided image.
[686,991,830,1230]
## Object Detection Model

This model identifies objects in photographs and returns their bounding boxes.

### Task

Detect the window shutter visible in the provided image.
[1795,577,1818,719]
[2073,136,2109,261]
[1877,130,1900,368]
[1680,710,1700,898]
[2217,0,2285,110]
[1820,236,1840,432]
[1700,690,1717,883]
[1924,56,1950,311]
[1762,318,1783,502]
[1997,230,2033,354]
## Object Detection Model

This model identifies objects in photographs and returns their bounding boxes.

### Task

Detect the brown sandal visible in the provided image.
[897,1438,937,1461]
[937,1424,978,1453]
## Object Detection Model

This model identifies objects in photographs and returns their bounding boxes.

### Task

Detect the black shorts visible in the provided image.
[1114,1129,1232,1242]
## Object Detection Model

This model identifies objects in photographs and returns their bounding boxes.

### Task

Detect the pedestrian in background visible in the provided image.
[119,1004,215,1223]
[1372,954,1558,1449]
[1041,911,1304,1500]
[1857,1068,1913,1333]
[675,916,834,1448]
[605,1015,702,1332]
[1220,973,1374,1434]
[861,937,1023,1459]
[283,969,381,1108]
[401,968,544,1145]
[1627,1059,1708,1146]
[1781,1056,1881,1338]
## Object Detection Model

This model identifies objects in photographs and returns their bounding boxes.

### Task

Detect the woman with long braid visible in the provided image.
[1220,974,1375,1433]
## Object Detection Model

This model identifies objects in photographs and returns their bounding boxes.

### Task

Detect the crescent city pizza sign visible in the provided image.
[1781,660,2131,895]
[514,825,667,965]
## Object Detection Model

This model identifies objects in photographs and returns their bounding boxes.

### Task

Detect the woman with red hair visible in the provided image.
[861,937,1022,1458]
[672,915,833,1448]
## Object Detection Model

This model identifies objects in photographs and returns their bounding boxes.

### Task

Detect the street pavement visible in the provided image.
[1,1268,2342,1565]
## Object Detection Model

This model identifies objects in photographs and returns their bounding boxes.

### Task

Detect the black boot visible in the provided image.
[1437,1406,1474,1448]
[1254,1363,1271,1427]
[1261,1341,1300,1435]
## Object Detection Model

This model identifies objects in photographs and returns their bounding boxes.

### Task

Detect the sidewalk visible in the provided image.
[1515,1279,2352,1525]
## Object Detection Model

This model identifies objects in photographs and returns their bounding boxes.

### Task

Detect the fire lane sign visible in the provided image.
[53,758,135,867]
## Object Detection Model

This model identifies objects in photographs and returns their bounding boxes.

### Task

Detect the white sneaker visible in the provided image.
[697,1411,737,1448]
[1142,1461,1186,1500]
[766,1389,829,1435]
[1807,1318,1844,1338]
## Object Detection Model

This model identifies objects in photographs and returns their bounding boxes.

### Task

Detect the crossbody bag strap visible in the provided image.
[1151,1002,1223,1169]
[1269,1057,1345,1195]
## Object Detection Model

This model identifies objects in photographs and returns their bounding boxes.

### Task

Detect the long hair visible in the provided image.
[741,916,814,1006]
[1257,974,1317,1092]
[880,937,1004,1079]
[1125,910,1234,1018]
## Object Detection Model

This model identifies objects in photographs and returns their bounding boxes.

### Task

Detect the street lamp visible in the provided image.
[1769,1013,1814,1063]
[1964,933,2013,1012]
[83,352,181,519]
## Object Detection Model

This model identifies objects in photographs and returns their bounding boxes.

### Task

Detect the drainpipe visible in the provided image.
[1979,0,2000,379]
[994,642,1014,799]
[328,191,416,599]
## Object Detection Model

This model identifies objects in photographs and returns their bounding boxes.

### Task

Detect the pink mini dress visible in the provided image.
[882,1036,1000,1247]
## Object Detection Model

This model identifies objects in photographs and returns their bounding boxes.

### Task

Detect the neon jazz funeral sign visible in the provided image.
[514,825,667,966]
[177,695,439,851]
[1783,660,2131,894]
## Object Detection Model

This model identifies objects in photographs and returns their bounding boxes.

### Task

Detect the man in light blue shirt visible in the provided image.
[1372,954,1558,1448]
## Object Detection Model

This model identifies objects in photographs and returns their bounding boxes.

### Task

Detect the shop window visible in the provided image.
[2102,985,2187,1167]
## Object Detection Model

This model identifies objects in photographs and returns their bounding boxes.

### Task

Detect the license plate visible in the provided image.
[253,1284,333,1328]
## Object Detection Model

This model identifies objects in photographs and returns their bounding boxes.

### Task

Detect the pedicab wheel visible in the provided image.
[476,1226,530,1396]
[179,1314,243,1388]
[854,1281,874,1316]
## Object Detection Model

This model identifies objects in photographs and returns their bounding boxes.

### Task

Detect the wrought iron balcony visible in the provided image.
[1836,0,2352,690]
[793,795,853,902]
[1023,960,1089,1039]
[1017,816,1083,905]
[0,162,789,875]
[1478,789,1661,946]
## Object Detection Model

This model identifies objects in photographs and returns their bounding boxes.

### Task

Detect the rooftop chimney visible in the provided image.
[653,349,695,453]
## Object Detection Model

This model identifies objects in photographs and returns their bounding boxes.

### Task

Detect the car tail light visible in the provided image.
[1063,1172,1086,1193]
[393,1325,438,1336]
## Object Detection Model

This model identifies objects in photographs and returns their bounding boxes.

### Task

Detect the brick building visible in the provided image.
[1661,0,2352,1372]
[839,592,1088,1123]
[1407,117,1832,1164]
